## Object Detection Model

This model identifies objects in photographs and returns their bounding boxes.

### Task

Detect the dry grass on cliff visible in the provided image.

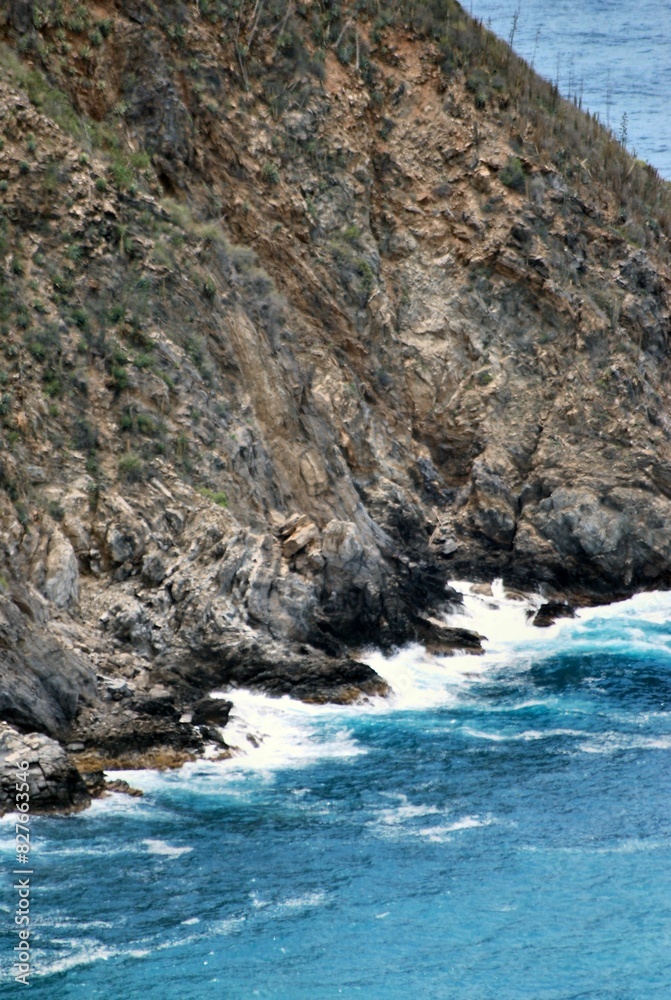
[219,0,671,254]
[4,0,670,257]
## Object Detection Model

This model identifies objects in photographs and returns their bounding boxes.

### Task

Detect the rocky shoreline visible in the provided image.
[0,571,492,813]
[0,574,611,816]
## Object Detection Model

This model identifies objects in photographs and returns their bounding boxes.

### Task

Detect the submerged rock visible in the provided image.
[532,602,577,628]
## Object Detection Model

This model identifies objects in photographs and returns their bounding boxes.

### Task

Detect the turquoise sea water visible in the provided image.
[3,585,671,998]
[469,0,671,178]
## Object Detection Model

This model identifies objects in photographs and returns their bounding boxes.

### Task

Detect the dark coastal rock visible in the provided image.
[105,521,147,567]
[514,486,671,594]
[69,714,203,760]
[191,697,233,727]
[413,617,485,655]
[157,640,389,705]
[104,778,144,797]
[133,687,180,719]
[81,769,106,797]
[0,724,90,816]
[198,724,229,746]
[532,602,577,628]
[0,596,97,739]
[100,597,153,651]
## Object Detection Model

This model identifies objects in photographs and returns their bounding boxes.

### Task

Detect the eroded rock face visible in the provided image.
[105,519,148,568]
[43,529,79,609]
[0,724,90,816]
[0,597,96,739]
[514,487,671,591]
[114,24,195,189]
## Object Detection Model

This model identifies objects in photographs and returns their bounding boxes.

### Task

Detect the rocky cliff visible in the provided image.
[1,0,670,809]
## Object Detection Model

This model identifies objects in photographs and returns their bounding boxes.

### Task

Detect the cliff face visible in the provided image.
[1,0,671,799]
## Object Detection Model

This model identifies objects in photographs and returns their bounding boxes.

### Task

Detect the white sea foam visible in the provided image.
[3,913,246,982]
[413,816,494,843]
[36,843,139,858]
[370,813,493,843]
[31,942,117,978]
[445,582,671,665]
[361,579,551,712]
[378,804,441,825]
[65,585,671,789]
[33,917,114,930]
[142,839,193,858]
[186,687,367,779]
[462,727,585,743]
[211,916,246,935]
[578,732,671,754]
[276,891,326,911]
[167,579,545,774]
[168,584,671,775]
[367,793,494,843]
[250,890,326,913]
[521,837,669,855]
[68,789,172,822]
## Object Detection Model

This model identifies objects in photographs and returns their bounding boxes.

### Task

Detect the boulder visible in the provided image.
[0,724,90,815]
[532,602,576,628]
[191,697,233,727]
[282,522,320,558]
[105,520,147,566]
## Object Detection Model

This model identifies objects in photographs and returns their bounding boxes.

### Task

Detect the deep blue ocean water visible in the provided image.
[2,585,671,998]
[469,0,671,178]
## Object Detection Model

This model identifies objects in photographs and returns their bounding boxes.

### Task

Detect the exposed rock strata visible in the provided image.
[0,595,96,739]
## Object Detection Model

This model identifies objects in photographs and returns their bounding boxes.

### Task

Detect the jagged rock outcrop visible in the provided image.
[0,595,96,738]
[0,723,91,814]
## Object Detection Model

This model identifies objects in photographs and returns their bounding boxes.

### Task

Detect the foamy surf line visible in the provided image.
[99,584,671,783]
[181,583,671,774]
[441,580,671,669]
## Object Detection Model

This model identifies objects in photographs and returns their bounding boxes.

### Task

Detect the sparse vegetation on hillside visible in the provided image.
[3,0,670,254]
[0,0,669,602]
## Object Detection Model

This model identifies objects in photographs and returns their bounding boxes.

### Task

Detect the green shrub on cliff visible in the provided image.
[197,487,228,508]
[500,156,525,192]
[118,452,146,484]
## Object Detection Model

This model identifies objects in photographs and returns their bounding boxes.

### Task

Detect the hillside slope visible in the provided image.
[1,0,671,806]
